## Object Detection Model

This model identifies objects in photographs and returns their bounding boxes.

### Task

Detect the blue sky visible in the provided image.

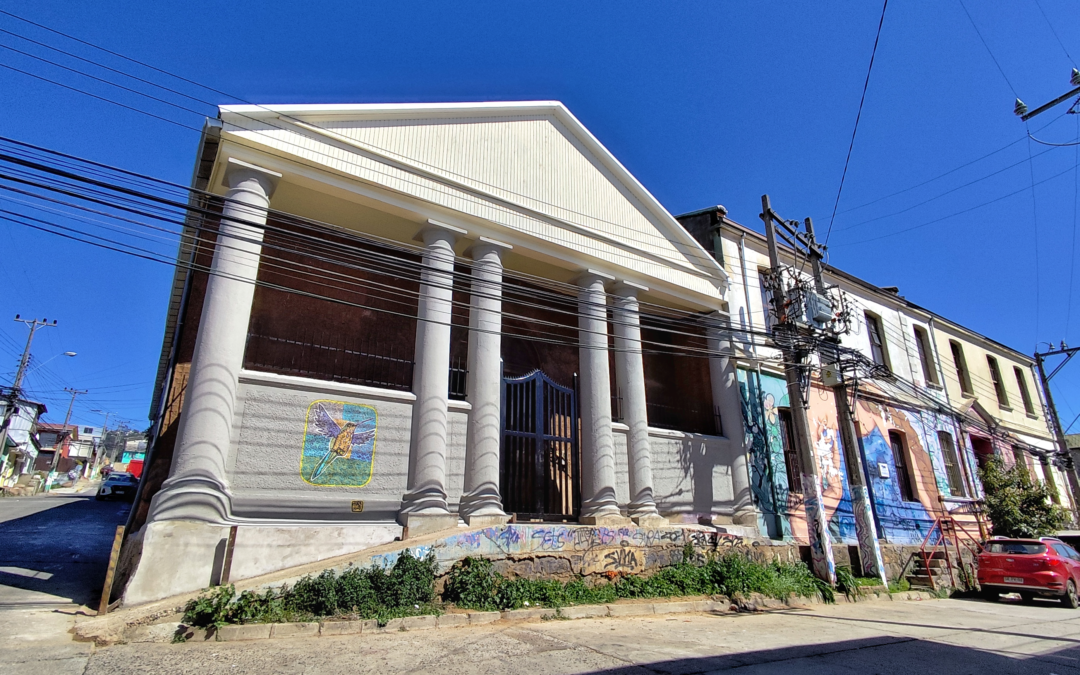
[1,1,1079,433]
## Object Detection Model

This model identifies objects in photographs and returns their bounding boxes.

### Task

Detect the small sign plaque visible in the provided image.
[351,500,365,513]
[877,463,890,479]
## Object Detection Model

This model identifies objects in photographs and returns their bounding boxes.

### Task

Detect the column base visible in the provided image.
[631,514,670,528]
[399,512,460,539]
[733,509,760,527]
[462,513,511,528]
[579,513,633,527]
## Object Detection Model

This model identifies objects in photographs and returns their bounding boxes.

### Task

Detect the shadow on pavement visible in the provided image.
[786,603,1080,645]
[580,636,1080,674]
[0,495,127,607]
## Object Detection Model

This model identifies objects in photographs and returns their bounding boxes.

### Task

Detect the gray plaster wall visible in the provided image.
[649,430,738,521]
[226,371,469,521]
[614,425,740,522]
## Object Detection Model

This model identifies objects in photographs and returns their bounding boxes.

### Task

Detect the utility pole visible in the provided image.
[0,316,57,473]
[1034,344,1080,518]
[803,216,888,586]
[760,195,836,585]
[1013,69,1080,120]
[89,409,113,478]
[49,387,87,474]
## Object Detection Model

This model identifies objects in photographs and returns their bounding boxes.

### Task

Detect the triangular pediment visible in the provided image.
[218,102,726,299]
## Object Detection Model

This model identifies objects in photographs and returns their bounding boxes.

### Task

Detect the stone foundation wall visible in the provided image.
[319,524,942,586]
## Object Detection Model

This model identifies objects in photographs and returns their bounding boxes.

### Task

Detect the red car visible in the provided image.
[977,537,1080,608]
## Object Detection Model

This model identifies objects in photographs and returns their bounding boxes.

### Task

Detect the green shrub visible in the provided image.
[979,456,1068,538]
[182,549,440,628]
[442,550,833,613]
[386,548,438,607]
[834,565,862,601]
[442,557,499,611]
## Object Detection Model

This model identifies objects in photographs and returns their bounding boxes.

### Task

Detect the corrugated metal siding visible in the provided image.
[223,115,722,301]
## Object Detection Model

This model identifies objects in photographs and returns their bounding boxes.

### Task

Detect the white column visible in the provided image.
[399,221,465,537]
[706,312,758,527]
[577,271,630,525]
[151,159,280,523]
[612,282,666,527]
[460,237,512,526]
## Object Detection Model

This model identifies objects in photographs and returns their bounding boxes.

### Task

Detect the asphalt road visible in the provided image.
[0,487,128,608]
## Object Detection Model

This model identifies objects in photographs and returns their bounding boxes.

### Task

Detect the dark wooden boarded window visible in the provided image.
[778,408,802,493]
[937,430,966,497]
[641,316,717,435]
[950,340,973,396]
[243,219,428,392]
[500,278,579,386]
[987,355,1010,409]
[889,430,917,502]
[1014,366,1036,416]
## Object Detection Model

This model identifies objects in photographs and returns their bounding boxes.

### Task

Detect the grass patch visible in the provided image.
[888,577,911,594]
[443,545,833,611]
[182,549,440,629]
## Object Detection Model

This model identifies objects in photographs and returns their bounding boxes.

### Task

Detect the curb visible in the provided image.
[139,591,938,644]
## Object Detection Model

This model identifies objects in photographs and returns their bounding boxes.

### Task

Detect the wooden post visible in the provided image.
[98,525,125,615]
[220,525,238,585]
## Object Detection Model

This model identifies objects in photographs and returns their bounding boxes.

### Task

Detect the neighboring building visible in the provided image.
[126,102,747,605]
[36,423,84,474]
[678,206,1075,546]
[0,395,46,486]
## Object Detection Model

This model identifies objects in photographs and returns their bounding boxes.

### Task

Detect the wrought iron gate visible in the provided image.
[500,370,580,520]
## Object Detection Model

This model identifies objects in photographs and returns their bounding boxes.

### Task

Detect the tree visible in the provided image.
[978,456,1067,538]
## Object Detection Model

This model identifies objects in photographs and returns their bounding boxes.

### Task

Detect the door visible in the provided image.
[500,369,580,520]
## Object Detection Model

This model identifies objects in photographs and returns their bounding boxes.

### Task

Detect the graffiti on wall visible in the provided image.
[361,524,746,575]
[737,369,795,540]
[738,369,974,547]
[301,400,378,487]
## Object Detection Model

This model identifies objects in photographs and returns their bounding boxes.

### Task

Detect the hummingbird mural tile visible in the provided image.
[301,400,378,487]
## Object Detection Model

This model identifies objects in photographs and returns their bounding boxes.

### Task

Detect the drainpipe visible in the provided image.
[738,231,755,351]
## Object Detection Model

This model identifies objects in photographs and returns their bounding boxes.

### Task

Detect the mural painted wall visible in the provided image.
[738,369,977,547]
[301,400,378,487]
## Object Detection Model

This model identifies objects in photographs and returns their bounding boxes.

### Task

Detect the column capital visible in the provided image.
[612,280,649,298]
[465,236,513,259]
[574,269,615,288]
[415,219,467,246]
[223,158,282,200]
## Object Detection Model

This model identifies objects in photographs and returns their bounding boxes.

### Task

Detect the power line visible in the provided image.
[957,0,1019,98]
[1032,0,1076,68]
[1026,136,1042,347]
[832,157,1080,247]
[0,16,725,274]
[0,136,766,344]
[830,143,1058,234]
[824,0,889,246]
[1068,115,1079,338]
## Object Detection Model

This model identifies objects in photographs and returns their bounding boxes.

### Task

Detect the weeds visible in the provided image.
[443,548,834,612]
[834,565,863,602]
[181,549,441,628]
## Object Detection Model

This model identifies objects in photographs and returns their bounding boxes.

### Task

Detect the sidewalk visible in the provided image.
[6,597,1076,675]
